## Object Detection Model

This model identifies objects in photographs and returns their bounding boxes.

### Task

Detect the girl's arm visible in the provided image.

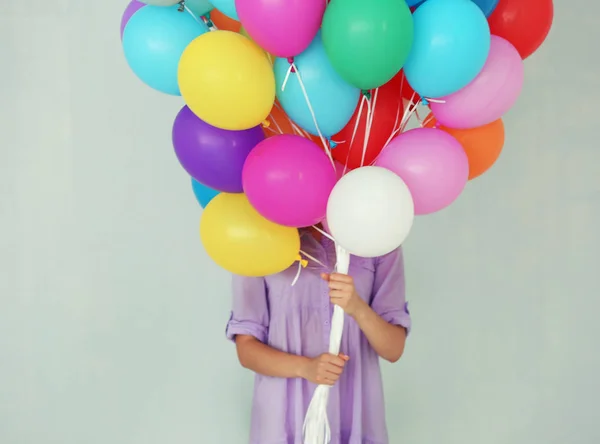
[235,334,309,378]
[325,248,411,363]
[227,276,348,384]
[350,303,407,363]
[235,335,349,384]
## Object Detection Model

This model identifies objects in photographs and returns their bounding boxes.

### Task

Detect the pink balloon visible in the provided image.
[430,35,524,129]
[235,0,326,58]
[375,128,468,215]
[243,135,337,227]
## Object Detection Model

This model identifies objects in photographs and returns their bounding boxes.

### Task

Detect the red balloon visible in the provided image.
[488,0,553,59]
[332,73,405,170]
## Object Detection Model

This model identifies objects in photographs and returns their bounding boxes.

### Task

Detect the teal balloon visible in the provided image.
[403,0,491,98]
[274,33,360,137]
[322,0,414,89]
[122,5,209,95]
[192,179,220,208]
[185,0,214,16]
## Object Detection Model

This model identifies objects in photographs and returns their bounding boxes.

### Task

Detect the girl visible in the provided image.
[226,228,411,444]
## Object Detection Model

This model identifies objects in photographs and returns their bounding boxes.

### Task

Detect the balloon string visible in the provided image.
[348,95,367,149]
[311,224,335,242]
[423,97,446,104]
[371,97,420,166]
[360,89,377,167]
[281,63,336,169]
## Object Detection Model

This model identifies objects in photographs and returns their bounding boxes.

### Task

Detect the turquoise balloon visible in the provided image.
[408,0,498,17]
[274,33,360,138]
[122,5,209,95]
[403,0,491,98]
[192,178,219,208]
[186,0,214,16]
[210,0,238,19]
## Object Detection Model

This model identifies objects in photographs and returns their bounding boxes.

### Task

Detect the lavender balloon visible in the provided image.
[430,36,524,129]
[120,0,145,39]
[172,106,265,193]
[376,128,468,215]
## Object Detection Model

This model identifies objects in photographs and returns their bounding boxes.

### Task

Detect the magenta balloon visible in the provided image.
[120,0,145,40]
[243,135,337,227]
[430,36,524,129]
[236,0,326,58]
[375,128,468,215]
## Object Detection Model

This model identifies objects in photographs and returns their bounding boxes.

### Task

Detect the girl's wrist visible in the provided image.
[295,356,311,379]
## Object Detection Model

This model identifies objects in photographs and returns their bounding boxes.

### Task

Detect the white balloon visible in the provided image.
[141,0,181,6]
[326,166,415,258]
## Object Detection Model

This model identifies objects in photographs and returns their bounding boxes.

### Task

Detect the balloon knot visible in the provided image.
[421,98,429,106]
[287,57,296,73]
[261,120,271,128]
[362,89,371,100]
[328,139,338,149]
[296,254,308,268]
[177,1,185,12]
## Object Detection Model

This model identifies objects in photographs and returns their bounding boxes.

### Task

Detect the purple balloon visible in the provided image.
[172,106,265,193]
[120,0,145,39]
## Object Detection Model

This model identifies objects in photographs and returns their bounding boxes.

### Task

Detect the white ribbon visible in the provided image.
[302,244,350,444]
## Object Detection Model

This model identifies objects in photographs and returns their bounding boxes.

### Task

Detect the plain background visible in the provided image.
[1,1,598,443]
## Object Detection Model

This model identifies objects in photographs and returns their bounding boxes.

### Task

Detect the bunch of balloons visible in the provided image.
[121,0,553,276]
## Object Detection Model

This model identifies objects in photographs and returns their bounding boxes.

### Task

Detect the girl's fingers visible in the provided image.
[329,273,353,283]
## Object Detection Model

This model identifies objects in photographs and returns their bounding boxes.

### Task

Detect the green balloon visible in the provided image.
[322,0,414,90]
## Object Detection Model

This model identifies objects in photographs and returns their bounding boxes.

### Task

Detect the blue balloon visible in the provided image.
[191,178,220,208]
[122,5,208,95]
[403,0,491,99]
[210,0,238,20]
[472,0,499,16]
[274,33,360,138]
[406,0,425,6]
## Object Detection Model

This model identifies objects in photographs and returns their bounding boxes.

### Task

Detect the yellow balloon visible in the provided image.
[200,193,300,276]
[239,27,274,66]
[178,31,275,131]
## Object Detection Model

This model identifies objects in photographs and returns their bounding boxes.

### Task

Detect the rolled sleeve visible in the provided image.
[225,275,270,343]
[370,247,412,336]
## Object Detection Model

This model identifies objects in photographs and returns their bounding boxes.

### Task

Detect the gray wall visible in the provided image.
[1,2,598,443]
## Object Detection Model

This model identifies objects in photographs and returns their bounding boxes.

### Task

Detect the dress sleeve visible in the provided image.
[225,275,270,343]
[370,247,412,335]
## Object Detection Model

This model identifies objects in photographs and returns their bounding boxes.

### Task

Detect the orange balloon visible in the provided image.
[424,113,505,180]
[211,9,241,33]
[263,101,322,145]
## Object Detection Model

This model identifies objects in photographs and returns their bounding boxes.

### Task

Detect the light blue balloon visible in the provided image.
[122,5,209,95]
[403,0,491,99]
[274,33,360,138]
[472,0,499,16]
[191,178,220,208]
[210,0,238,20]
[186,0,214,16]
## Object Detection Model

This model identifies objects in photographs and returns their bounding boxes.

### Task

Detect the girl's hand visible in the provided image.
[300,353,349,385]
[322,273,366,317]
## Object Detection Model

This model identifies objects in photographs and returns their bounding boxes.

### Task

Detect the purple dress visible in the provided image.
[226,232,412,444]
